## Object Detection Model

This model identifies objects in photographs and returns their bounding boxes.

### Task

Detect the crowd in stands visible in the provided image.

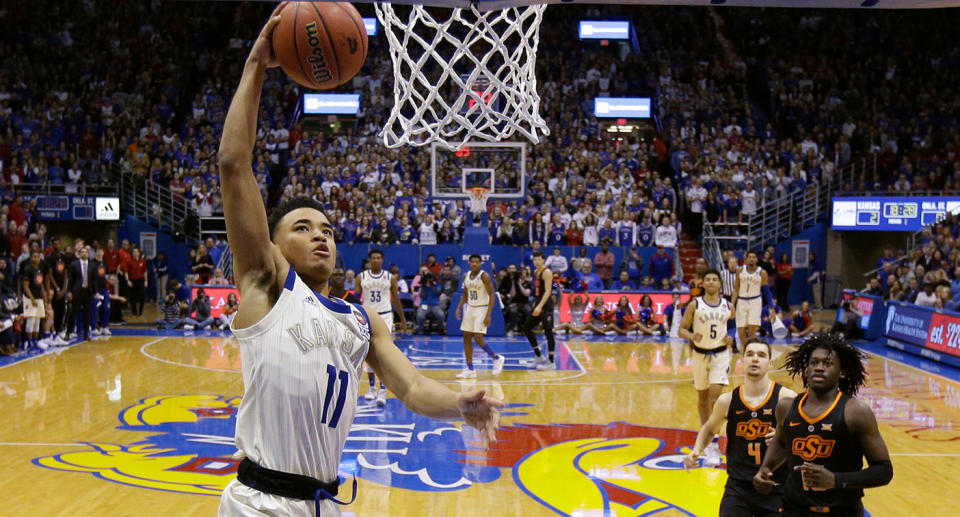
[868,214,960,313]
[10,4,956,263]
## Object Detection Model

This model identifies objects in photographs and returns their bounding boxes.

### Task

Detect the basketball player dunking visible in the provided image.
[684,338,797,517]
[732,251,773,350]
[754,334,893,517]
[524,251,557,371]
[217,10,502,516]
[356,249,407,406]
[454,254,505,378]
[679,269,735,463]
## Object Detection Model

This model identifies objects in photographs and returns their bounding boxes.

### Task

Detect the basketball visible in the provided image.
[272,1,368,90]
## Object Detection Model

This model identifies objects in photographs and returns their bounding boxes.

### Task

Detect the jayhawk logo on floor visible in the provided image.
[34,394,732,515]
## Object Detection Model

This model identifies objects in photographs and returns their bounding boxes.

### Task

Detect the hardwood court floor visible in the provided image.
[0,331,956,516]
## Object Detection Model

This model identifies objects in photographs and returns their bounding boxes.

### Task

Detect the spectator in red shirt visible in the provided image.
[104,239,120,273]
[422,253,442,276]
[121,248,148,317]
[593,242,616,289]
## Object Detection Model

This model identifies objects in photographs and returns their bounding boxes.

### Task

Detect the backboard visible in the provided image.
[430,142,526,200]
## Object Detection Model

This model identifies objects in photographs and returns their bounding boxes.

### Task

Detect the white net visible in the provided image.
[468,187,491,216]
[375,3,550,150]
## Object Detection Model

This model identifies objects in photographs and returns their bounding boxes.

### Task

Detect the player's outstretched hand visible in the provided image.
[248,2,287,67]
[753,466,779,494]
[682,451,699,471]
[458,390,505,450]
[796,462,836,490]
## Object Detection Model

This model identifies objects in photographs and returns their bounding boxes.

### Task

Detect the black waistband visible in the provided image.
[236,458,339,501]
[693,344,727,355]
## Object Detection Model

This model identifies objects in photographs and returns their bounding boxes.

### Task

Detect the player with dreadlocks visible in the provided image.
[754,334,893,517]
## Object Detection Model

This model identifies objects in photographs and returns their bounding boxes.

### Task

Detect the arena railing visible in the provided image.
[118,170,199,242]
[702,156,872,256]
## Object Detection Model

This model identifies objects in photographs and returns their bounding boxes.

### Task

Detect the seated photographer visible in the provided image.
[830,299,864,339]
[416,268,445,334]
[497,264,532,336]
[157,291,184,330]
[184,288,215,330]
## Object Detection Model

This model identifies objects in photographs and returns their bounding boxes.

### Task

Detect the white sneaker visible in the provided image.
[68,332,78,340]
[58,331,67,341]
[101,328,111,336]
[536,359,556,371]
[53,335,69,346]
[456,368,477,379]
[376,388,387,406]
[506,331,514,337]
[91,329,101,337]
[492,355,506,375]
[183,324,195,330]
[37,338,50,350]
[530,355,546,369]
[364,386,377,401]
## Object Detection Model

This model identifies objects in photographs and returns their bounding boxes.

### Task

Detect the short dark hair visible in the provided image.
[267,196,330,241]
[469,254,482,261]
[743,337,771,355]
[703,268,721,280]
[368,249,383,258]
[746,250,759,259]
[532,251,545,259]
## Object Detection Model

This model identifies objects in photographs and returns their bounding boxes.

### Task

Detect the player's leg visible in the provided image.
[541,310,556,365]
[457,331,477,378]
[718,480,756,517]
[735,301,749,350]
[746,299,761,340]
[523,312,545,366]
[363,363,377,401]
[692,352,712,424]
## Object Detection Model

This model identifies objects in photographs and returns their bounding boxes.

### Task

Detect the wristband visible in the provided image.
[834,471,844,489]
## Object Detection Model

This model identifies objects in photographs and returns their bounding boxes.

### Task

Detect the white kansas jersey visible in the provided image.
[463,271,489,306]
[692,296,732,351]
[738,265,763,299]
[359,269,392,314]
[230,266,371,483]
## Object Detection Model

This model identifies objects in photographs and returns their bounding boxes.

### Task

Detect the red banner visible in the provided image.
[557,291,691,324]
[926,312,960,358]
[190,286,239,318]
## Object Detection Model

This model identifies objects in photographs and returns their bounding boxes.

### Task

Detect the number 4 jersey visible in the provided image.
[230,265,371,484]
[726,382,787,484]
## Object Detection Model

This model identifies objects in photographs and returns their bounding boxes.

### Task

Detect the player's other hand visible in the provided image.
[457,389,505,450]
[483,316,491,327]
[796,462,836,490]
[692,332,703,344]
[682,451,700,471]
[753,466,779,494]
[764,428,776,447]
[532,307,541,317]
[455,308,462,320]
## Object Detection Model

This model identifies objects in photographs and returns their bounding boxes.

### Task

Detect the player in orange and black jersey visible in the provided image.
[755,334,892,517]
[684,338,797,517]
[524,251,557,371]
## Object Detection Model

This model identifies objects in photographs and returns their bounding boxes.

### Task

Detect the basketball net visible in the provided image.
[375,3,550,150]
[468,187,491,216]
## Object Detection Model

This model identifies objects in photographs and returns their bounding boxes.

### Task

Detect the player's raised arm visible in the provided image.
[684,393,731,470]
[219,5,286,289]
[364,312,504,447]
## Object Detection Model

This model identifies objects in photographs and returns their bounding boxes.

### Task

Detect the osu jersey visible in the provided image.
[782,392,865,514]
[726,383,787,484]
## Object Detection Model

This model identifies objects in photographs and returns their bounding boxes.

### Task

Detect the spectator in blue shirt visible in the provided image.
[723,191,742,224]
[598,220,617,246]
[636,215,655,247]
[415,268,445,334]
[610,271,636,291]
[649,245,673,285]
[622,248,644,284]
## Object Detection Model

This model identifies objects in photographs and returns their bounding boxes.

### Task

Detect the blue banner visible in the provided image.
[593,97,651,119]
[831,197,960,232]
[882,302,933,348]
[24,195,119,221]
[578,21,631,40]
[302,94,361,115]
